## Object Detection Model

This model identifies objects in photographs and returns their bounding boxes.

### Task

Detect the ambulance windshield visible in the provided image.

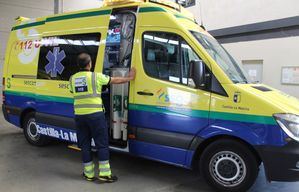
[191,31,249,84]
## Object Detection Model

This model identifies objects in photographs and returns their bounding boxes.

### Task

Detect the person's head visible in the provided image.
[77,53,92,71]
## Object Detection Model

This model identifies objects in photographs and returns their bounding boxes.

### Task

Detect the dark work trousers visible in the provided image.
[75,112,109,163]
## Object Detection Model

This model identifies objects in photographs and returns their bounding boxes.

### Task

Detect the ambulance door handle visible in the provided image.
[137,91,154,96]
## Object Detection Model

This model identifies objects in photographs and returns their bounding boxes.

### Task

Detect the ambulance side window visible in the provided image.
[37,33,101,81]
[143,32,202,85]
[181,40,201,85]
[143,32,181,83]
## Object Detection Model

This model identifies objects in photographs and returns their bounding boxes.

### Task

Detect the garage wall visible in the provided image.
[0,0,54,85]
[198,0,299,30]
[223,37,299,98]
[193,0,299,98]
[61,0,102,12]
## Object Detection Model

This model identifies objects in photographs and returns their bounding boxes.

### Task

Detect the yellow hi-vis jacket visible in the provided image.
[69,71,110,115]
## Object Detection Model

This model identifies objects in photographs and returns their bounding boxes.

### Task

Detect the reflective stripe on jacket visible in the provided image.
[69,71,110,115]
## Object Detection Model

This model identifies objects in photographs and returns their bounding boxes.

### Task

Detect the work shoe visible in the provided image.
[98,175,118,183]
[82,173,96,181]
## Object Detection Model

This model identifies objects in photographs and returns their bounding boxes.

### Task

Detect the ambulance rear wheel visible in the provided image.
[23,112,50,146]
[200,139,259,192]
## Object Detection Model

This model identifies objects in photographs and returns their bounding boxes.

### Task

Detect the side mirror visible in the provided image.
[189,60,206,88]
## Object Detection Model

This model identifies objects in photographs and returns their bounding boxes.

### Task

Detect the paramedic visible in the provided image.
[69,53,136,182]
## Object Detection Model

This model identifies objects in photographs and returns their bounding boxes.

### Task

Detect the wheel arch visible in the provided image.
[20,107,36,129]
[192,135,262,170]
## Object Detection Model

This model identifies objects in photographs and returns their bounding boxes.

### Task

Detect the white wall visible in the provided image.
[61,0,102,12]
[198,0,299,30]
[224,37,299,98]
[0,0,54,81]
[191,0,299,98]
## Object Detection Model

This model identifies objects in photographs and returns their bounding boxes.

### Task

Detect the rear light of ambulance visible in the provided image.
[2,77,5,104]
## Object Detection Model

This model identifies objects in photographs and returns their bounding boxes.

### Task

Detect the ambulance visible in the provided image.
[2,0,299,191]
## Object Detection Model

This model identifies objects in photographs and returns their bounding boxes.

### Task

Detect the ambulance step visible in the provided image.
[67,144,81,151]
[67,144,98,152]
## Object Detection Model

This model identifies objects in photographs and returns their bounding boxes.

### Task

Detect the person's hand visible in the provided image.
[128,67,136,80]
[110,67,136,84]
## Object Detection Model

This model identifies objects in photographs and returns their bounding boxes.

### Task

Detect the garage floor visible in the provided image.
[0,111,298,192]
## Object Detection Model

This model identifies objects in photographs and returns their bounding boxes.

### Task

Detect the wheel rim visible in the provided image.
[27,118,40,141]
[209,151,247,187]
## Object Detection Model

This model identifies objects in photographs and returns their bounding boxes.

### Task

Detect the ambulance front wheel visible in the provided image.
[23,112,50,146]
[200,139,259,192]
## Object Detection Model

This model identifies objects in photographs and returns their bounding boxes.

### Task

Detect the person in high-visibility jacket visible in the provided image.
[69,53,136,183]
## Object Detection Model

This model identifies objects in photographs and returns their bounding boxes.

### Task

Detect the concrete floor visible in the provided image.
[0,111,299,192]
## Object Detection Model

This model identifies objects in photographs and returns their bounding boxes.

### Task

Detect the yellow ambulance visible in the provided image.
[2,0,299,191]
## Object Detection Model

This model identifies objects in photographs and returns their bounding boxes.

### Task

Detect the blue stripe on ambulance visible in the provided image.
[4,91,286,168]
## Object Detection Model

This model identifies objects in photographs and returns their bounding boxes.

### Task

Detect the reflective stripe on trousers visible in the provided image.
[99,161,112,177]
[84,161,95,178]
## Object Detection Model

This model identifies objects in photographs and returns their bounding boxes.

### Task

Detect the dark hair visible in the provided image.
[77,53,91,69]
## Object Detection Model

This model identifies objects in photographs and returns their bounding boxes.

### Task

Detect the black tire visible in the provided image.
[200,139,259,192]
[23,112,50,146]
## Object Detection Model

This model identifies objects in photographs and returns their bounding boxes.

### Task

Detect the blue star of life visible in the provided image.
[45,47,66,78]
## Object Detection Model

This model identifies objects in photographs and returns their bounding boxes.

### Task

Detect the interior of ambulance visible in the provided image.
[102,7,137,148]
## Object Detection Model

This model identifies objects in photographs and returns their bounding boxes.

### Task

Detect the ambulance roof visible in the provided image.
[12,0,196,31]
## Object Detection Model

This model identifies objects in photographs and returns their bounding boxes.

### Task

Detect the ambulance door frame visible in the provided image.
[107,8,138,152]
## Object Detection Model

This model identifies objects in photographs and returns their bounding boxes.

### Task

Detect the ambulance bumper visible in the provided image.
[256,141,299,182]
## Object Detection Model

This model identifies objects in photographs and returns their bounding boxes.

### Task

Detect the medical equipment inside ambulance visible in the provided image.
[103,8,136,147]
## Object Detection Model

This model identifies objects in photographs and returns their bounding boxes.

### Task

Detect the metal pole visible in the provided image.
[54,0,63,14]
[54,0,59,14]
[199,1,204,27]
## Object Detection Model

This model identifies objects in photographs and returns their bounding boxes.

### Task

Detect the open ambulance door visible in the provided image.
[102,7,138,149]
